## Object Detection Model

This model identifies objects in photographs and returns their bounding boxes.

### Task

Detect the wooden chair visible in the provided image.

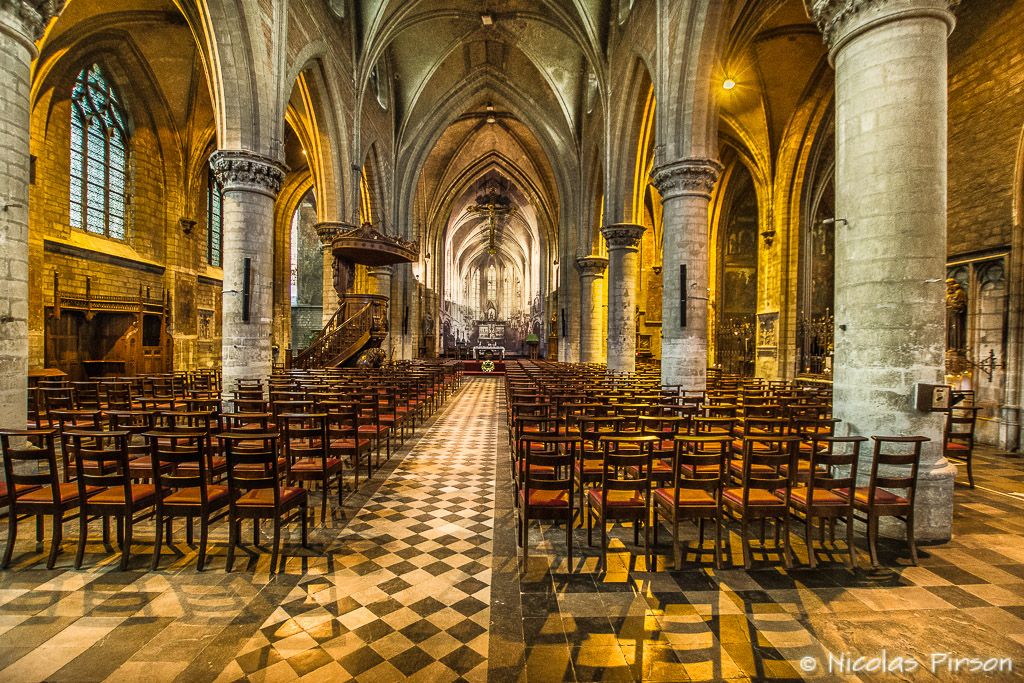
[1,429,85,569]
[575,416,622,516]
[68,430,157,570]
[517,433,578,568]
[836,435,925,567]
[788,435,865,568]
[944,407,978,488]
[721,434,801,569]
[146,427,230,570]
[653,434,729,569]
[587,434,659,570]
[281,412,341,524]
[220,432,308,573]
[324,401,372,492]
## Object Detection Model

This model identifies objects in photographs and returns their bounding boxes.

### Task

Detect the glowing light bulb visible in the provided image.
[722,78,736,91]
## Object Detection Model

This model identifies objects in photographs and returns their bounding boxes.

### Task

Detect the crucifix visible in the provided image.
[467,180,513,255]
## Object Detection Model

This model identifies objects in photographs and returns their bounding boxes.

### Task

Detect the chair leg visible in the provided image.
[781,514,792,570]
[643,513,651,570]
[47,514,62,570]
[151,512,164,571]
[906,513,918,566]
[35,513,43,544]
[966,452,975,489]
[270,516,281,575]
[75,512,88,569]
[845,514,856,570]
[600,520,608,572]
[121,515,133,571]
[806,515,816,569]
[2,509,18,568]
[253,518,259,546]
[320,478,328,526]
[713,515,722,570]
[301,503,309,548]
[226,512,237,573]
[185,516,193,545]
[566,513,573,571]
[198,516,209,572]
[868,513,880,568]
[741,517,751,570]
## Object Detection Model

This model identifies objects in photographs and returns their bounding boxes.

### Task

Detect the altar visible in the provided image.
[473,345,505,360]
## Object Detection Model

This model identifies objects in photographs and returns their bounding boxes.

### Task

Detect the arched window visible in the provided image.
[70,64,128,239]
[207,166,223,266]
[487,264,497,305]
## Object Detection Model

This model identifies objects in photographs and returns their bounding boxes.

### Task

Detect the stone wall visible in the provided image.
[948,0,1024,255]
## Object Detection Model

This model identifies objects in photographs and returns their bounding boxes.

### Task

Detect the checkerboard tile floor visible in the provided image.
[4,377,1024,682]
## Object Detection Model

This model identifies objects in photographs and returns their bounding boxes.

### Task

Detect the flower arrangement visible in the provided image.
[481,360,495,373]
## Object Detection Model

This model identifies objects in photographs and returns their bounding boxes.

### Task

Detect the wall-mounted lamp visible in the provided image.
[822,218,849,227]
[722,78,736,91]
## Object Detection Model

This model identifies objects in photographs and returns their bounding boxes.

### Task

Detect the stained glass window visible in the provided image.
[207,167,223,266]
[70,64,127,239]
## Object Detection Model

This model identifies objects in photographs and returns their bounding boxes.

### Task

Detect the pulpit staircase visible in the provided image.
[292,295,388,369]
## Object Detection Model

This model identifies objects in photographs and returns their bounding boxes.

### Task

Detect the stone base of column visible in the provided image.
[661,338,706,390]
[875,459,956,542]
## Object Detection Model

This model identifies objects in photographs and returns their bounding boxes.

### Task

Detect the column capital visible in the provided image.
[314,221,355,247]
[210,150,287,198]
[0,0,62,53]
[650,158,723,200]
[576,255,608,278]
[368,265,394,277]
[806,0,956,56]
[602,224,646,251]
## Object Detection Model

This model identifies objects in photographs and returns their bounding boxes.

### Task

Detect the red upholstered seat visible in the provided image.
[162,485,230,505]
[787,487,847,507]
[722,487,784,506]
[235,487,306,506]
[588,488,644,508]
[20,483,98,504]
[944,441,969,452]
[519,489,569,507]
[290,457,342,472]
[653,487,715,508]
[88,484,157,505]
[834,486,909,506]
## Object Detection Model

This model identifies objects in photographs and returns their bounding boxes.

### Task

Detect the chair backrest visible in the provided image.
[692,415,735,436]
[519,433,577,498]
[868,435,926,507]
[945,408,977,442]
[599,434,658,496]
[145,427,210,496]
[103,382,137,410]
[281,413,329,465]
[0,429,61,505]
[71,382,102,409]
[40,387,76,419]
[673,435,729,492]
[220,431,283,501]
[739,435,801,499]
[807,435,865,502]
[67,429,133,500]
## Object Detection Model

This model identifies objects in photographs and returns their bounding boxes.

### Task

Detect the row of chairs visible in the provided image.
[1,361,461,572]
[506,361,926,570]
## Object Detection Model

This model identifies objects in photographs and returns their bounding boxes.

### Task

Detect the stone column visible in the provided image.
[368,265,393,357]
[0,2,54,430]
[810,0,957,540]
[315,222,345,326]
[651,158,722,391]
[210,151,286,395]
[602,224,645,374]
[576,256,608,364]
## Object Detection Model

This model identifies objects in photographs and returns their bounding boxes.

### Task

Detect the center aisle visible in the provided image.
[216,376,501,682]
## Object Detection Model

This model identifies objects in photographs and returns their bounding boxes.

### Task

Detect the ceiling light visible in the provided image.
[722,78,736,91]
[486,103,495,112]
[481,13,494,26]
[486,115,496,124]
[301,149,307,156]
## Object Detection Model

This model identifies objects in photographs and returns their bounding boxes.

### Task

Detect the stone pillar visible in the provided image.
[651,158,722,391]
[210,151,286,395]
[315,222,345,326]
[810,0,957,540]
[0,2,53,430]
[368,265,393,357]
[602,224,645,374]
[576,256,608,364]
